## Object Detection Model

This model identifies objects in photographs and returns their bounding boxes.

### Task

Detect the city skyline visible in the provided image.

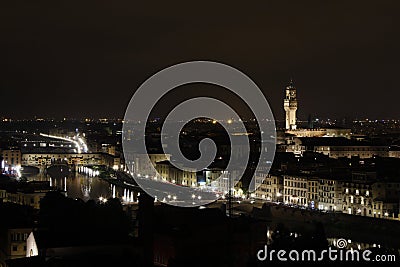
[2,2,400,266]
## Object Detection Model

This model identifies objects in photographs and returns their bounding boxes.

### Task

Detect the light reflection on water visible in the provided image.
[29,168,130,202]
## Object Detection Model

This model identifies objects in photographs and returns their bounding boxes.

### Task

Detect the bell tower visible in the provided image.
[284,79,297,130]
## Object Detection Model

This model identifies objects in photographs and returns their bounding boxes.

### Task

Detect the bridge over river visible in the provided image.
[20,165,142,203]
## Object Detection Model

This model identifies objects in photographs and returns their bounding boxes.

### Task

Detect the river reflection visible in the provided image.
[27,166,134,202]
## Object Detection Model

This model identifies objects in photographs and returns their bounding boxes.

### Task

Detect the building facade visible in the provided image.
[254,173,399,220]
[0,181,54,209]
[155,161,197,187]
[21,152,117,168]
[283,175,308,205]
[254,173,283,202]
[1,150,21,167]
[281,137,388,158]
[0,228,31,265]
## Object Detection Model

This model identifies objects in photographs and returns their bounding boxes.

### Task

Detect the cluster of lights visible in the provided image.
[74,135,88,153]
[39,132,87,152]
[159,194,178,203]
[191,194,201,200]
[1,160,21,178]
[78,166,100,177]
[40,133,86,154]
[98,196,107,203]
[112,164,124,171]
[122,188,136,203]
[167,194,177,200]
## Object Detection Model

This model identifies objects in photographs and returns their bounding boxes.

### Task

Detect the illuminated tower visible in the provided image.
[284,80,297,130]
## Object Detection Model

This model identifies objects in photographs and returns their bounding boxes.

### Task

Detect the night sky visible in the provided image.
[1,1,399,120]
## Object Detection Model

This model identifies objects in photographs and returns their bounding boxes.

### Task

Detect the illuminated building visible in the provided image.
[281,80,351,138]
[1,149,21,167]
[283,80,298,130]
[254,173,283,202]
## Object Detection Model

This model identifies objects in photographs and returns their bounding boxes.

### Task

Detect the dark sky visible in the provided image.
[1,1,399,120]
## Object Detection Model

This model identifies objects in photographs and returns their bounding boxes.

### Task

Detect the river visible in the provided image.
[21,165,137,202]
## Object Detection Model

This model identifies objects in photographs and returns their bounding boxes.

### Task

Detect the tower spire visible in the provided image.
[289,77,294,88]
[284,78,298,130]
